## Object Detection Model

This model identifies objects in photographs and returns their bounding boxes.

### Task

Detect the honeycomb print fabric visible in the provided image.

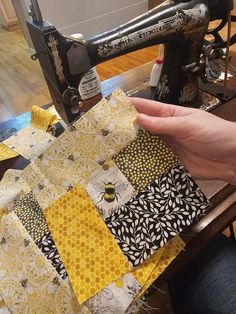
[106,164,209,267]
[0,212,89,314]
[12,191,49,243]
[44,184,131,304]
[113,129,178,192]
[30,105,58,131]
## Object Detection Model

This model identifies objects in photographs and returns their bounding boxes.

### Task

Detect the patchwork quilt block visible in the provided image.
[0,89,210,313]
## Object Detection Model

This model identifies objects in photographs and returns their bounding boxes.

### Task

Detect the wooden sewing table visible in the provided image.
[0,54,236,306]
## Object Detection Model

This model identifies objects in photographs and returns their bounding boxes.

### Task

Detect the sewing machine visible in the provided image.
[27,0,235,124]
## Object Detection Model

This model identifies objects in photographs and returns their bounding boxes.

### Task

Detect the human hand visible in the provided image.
[131,97,236,185]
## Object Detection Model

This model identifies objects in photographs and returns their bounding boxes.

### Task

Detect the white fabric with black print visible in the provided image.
[37,232,68,280]
[106,164,209,267]
[86,273,141,314]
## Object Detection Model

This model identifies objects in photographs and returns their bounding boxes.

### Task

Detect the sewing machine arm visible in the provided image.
[27,0,234,124]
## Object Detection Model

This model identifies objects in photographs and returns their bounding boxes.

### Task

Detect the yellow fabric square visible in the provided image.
[44,184,131,304]
[134,236,185,301]
[0,143,18,161]
[31,105,58,131]
[132,247,165,286]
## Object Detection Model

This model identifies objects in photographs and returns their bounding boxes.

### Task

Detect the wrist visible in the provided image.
[227,163,236,186]
[226,127,236,186]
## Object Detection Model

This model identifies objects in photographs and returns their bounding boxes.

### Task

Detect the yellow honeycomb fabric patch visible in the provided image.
[132,247,165,286]
[134,236,185,301]
[0,143,18,161]
[31,105,58,131]
[113,129,178,192]
[44,184,131,304]
[0,212,89,314]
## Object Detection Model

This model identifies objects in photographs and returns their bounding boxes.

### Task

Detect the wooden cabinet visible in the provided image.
[0,0,19,30]
[148,0,164,9]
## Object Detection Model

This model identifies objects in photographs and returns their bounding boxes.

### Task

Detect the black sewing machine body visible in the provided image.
[27,0,234,124]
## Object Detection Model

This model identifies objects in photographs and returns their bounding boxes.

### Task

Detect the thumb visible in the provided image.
[136,113,188,137]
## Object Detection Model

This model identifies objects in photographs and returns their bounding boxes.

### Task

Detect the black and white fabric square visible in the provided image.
[105,164,209,267]
[37,232,68,280]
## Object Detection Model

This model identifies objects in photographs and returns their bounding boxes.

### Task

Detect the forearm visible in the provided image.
[224,122,236,186]
[227,160,236,186]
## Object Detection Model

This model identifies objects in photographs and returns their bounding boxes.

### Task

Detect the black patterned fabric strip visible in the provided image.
[106,164,209,267]
[36,232,68,280]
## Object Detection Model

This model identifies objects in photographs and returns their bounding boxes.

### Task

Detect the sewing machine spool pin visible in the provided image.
[29,0,43,24]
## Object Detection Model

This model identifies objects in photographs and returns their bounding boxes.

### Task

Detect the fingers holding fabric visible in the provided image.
[136,113,190,137]
[131,97,193,118]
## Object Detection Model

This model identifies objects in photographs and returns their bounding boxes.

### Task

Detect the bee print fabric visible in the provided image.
[22,162,68,210]
[34,89,138,190]
[113,129,178,192]
[106,164,209,267]
[0,169,30,209]
[86,162,135,219]
[3,125,54,160]
[0,89,210,312]
[85,273,141,314]
[0,212,89,314]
